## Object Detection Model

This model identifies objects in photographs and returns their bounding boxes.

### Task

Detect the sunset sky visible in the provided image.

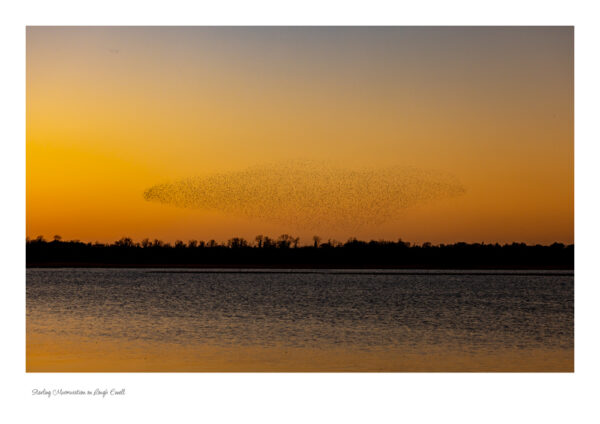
[26,27,573,245]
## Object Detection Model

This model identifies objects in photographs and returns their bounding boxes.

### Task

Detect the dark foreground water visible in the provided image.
[26,268,574,372]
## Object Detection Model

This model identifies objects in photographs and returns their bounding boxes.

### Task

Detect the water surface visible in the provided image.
[26,268,574,371]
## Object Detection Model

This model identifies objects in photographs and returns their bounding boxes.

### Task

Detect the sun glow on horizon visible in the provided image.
[26,27,573,244]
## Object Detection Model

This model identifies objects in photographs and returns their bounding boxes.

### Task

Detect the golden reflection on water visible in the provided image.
[27,333,573,372]
[27,268,573,372]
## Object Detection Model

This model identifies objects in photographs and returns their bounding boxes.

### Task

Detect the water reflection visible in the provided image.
[26,268,574,372]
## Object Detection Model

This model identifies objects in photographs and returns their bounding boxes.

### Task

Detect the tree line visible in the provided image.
[26,235,574,269]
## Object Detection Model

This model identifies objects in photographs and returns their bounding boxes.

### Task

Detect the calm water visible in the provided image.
[26,268,574,371]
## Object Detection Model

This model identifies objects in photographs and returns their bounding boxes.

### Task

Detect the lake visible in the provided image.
[26,268,574,372]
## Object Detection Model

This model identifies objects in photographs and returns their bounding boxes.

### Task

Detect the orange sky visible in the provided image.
[26,27,573,245]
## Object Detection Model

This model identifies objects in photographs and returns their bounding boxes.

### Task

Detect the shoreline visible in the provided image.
[26,263,574,271]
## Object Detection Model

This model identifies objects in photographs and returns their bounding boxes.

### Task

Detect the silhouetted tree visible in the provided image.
[312,236,321,248]
[115,237,134,248]
[227,237,248,248]
[262,236,275,248]
[277,234,294,249]
[397,238,410,248]
[345,238,367,248]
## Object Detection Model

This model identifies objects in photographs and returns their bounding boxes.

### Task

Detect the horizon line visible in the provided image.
[25,235,575,249]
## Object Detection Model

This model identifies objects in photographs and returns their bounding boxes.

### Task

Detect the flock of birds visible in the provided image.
[143,161,465,231]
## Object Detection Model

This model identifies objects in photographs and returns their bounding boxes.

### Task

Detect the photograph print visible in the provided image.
[26,26,574,372]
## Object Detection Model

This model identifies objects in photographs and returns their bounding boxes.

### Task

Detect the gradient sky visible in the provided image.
[26,27,573,245]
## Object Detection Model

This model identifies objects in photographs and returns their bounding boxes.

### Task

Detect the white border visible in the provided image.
[3,1,599,423]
